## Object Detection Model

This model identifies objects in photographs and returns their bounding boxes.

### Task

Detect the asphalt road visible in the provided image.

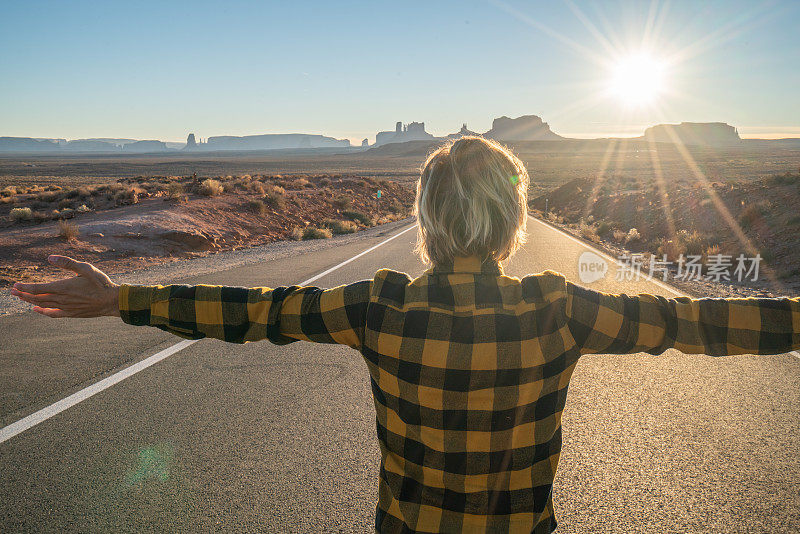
[1,217,798,533]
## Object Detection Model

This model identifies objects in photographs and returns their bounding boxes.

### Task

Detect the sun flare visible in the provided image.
[608,53,666,107]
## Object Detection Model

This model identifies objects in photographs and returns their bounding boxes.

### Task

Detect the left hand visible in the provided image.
[11,255,120,318]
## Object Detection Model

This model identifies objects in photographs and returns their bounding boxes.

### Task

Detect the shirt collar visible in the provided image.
[426,256,504,275]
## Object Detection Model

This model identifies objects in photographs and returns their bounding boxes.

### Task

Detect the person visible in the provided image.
[11,136,800,533]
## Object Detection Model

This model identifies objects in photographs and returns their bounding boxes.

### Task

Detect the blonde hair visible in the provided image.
[414,136,529,265]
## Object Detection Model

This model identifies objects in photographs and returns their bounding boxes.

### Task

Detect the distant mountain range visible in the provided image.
[2,116,798,154]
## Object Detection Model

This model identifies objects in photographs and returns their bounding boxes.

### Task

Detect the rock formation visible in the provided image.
[0,137,61,152]
[445,124,479,140]
[64,139,120,151]
[643,122,741,146]
[361,138,369,147]
[185,133,197,149]
[374,121,436,146]
[204,134,350,150]
[482,115,563,141]
[122,140,169,152]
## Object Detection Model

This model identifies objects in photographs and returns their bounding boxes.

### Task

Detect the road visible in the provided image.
[1,217,798,533]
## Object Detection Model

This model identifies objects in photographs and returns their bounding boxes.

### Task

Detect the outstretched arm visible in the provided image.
[563,278,800,356]
[12,255,372,349]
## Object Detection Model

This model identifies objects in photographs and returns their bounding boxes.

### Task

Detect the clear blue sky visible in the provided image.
[1,0,798,143]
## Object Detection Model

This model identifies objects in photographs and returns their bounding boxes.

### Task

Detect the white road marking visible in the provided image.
[529,216,685,296]
[0,223,417,445]
[530,216,800,361]
[0,340,197,444]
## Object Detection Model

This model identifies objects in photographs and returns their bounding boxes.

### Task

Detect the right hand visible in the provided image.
[10,255,120,318]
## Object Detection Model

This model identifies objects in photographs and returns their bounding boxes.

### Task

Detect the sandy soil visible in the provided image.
[0,175,414,289]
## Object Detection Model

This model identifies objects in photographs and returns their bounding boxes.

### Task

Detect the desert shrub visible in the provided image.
[247,199,267,215]
[10,207,33,222]
[624,228,641,244]
[113,190,127,203]
[199,179,223,197]
[263,190,285,210]
[322,219,357,235]
[302,226,332,240]
[612,229,627,243]
[58,219,79,241]
[652,237,687,261]
[679,230,709,256]
[704,244,721,261]
[76,204,91,213]
[739,201,770,230]
[1,186,17,197]
[229,177,251,191]
[596,221,613,236]
[386,199,404,214]
[58,198,74,210]
[290,227,304,241]
[166,182,184,199]
[31,200,50,210]
[66,187,91,199]
[342,210,372,226]
[579,223,597,240]
[319,177,331,187]
[545,211,562,223]
[333,195,352,209]
[248,181,266,195]
[281,177,309,190]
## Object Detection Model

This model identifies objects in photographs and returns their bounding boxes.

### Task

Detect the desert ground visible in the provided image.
[2,139,800,297]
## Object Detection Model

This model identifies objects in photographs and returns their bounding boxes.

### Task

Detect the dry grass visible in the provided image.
[199,179,223,197]
[10,207,33,222]
[333,195,352,209]
[301,226,332,240]
[57,219,79,241]
[342,210,372,226]
[247,199,268,215]
[624,228,641,244]
[578,222,597,240]
[322,219,357,235]
[262,186,286,210]
[166,182,185,200]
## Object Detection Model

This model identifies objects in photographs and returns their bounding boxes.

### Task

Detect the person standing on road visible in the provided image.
[12,136,800,533]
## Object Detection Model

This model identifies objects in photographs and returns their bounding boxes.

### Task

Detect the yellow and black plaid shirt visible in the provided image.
[119,256,800,533]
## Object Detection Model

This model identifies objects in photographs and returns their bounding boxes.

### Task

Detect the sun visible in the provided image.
[607,52,666,107]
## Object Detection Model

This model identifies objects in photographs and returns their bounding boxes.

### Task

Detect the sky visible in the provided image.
[1,0,798,144]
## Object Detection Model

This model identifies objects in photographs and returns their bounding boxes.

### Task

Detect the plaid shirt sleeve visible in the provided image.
[118,281,372,349]
[563,277,800,356]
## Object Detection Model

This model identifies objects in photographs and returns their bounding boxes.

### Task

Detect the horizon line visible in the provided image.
[5,129,800,144]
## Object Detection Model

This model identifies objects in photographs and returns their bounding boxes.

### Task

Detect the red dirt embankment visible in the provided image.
[529,172,800,294]
[0,174,414,287]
